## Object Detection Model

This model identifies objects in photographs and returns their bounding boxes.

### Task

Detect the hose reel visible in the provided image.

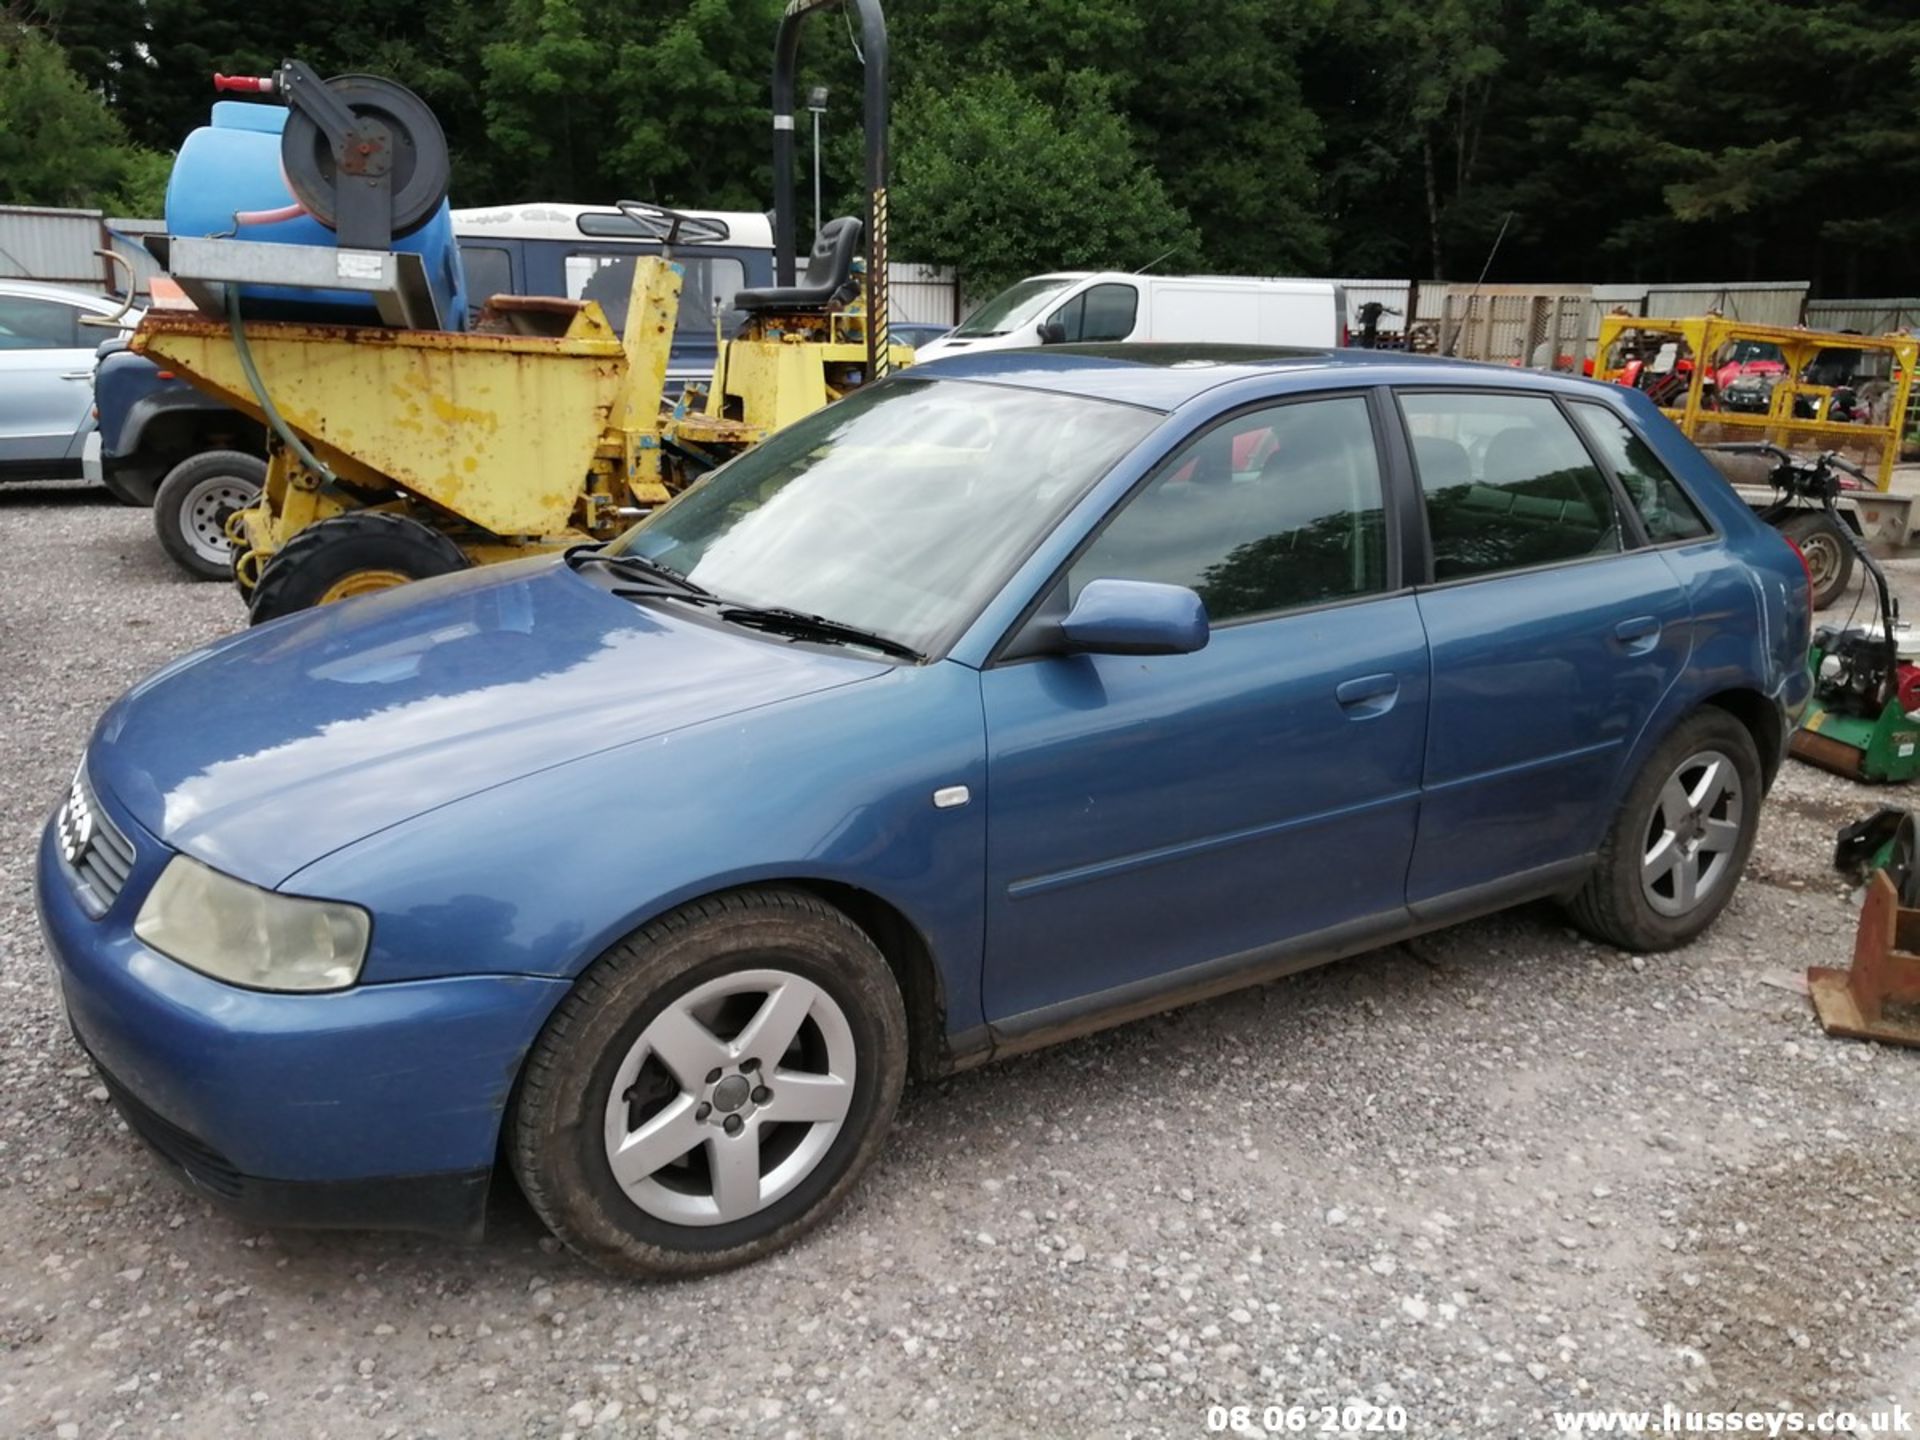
[214,62,450,250]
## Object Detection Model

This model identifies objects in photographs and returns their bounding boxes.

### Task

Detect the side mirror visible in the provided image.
[1058,579,1208,656]
[1036,321,1067,346]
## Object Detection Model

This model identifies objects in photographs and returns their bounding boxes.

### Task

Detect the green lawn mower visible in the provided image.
[1722,444,1920,784]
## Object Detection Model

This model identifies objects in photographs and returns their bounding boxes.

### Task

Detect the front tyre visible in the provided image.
[510,889,908,1279]
[1565,708,1763,952]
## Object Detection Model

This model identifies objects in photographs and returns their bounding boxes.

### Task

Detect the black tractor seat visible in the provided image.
[734,216,863,313]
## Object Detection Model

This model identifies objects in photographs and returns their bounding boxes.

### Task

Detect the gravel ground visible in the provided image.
[2,480,1918,1440]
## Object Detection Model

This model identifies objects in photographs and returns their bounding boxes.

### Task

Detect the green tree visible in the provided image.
[0,19,168,210]
[891,70,1199,294]
[479,0,780,208]
[1126,0,1331,275]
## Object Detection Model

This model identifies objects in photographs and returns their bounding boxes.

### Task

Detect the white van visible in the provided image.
[915,271,1345,361]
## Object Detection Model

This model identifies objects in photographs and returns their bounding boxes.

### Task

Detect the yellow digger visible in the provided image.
[131,0,910,623]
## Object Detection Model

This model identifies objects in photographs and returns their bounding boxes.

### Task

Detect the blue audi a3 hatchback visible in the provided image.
[38,346,1811,1277]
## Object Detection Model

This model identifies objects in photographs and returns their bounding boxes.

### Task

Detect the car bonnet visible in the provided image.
[85,559,889,888]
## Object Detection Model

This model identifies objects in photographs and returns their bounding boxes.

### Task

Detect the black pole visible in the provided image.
[769,0,890,377]
[770,5,805,287]
[854,0,890,380]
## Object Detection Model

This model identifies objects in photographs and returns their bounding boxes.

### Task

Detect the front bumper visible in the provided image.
[35,806,570,1239]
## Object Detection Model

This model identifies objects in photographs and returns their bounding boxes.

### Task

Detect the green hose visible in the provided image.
[224,285,339,488]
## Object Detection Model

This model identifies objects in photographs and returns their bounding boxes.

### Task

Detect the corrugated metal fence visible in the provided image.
[0,205,161,296]
[1807,298,1920,334]
[888,263,959,325]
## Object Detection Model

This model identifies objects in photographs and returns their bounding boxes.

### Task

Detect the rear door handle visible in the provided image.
[1613,615,1661,653]
[1335,672,1399,717]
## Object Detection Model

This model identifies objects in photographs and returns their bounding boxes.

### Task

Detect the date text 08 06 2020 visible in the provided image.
[1206,1402,1410,1435]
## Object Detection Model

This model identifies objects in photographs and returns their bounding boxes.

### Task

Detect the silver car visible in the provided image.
[0,279,138,485]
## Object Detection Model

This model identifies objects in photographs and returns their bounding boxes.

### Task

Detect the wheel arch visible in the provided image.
[559,876,962,1083]
[783,879,956,1080]
[1592,682,1787,863]
[1699,686,1785,789]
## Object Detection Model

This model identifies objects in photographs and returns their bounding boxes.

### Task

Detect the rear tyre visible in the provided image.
[1779,512,1854,610]
[152,450,265,580]
[510,888,908,1280]
[1564,708,1763,952]
[246,510,468,625]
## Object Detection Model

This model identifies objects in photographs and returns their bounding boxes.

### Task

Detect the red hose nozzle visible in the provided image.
[213,73,277,94]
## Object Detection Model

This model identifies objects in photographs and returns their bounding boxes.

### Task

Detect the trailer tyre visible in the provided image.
[247,511,469,625]
[152,451,266,581]
[1779,512,1854,609]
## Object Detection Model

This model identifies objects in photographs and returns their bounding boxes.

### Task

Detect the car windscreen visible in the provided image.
[611,378,1161,656]
[951,277,1079,338]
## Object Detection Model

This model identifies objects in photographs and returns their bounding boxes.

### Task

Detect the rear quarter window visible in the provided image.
[1566,401,1712,543]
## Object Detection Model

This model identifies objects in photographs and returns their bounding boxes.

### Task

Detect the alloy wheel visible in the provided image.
[1640,748,1744,918]
[601,968,857,1227]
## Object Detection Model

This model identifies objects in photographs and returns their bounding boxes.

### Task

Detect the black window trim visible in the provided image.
[1560,395,1723,550]
[985,386,1410,667]
[1389,383,1665,591]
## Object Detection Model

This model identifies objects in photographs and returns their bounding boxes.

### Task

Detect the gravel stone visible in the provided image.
[3,483,1920,1434]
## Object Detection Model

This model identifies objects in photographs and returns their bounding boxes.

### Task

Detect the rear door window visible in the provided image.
[1566,402,1711,543]
[1400,391,1625,581]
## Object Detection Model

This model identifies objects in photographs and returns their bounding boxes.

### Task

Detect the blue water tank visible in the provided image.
[165,101,469,330]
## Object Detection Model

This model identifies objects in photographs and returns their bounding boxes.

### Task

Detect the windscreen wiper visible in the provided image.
[564,544,714,597]
[718,605,923,662]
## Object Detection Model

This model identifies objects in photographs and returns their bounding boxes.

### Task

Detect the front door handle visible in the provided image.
[61,371,93,381]
[1336,672,1399,717]
[1613,615,1661,654]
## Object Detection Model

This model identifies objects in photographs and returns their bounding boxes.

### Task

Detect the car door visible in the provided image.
[1397,388,1693,912]
[0,292,98,466]
[978,392,1430,1029]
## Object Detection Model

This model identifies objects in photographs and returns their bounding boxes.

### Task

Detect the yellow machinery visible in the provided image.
[135,209,909,619]
[1593,314,1917,490]
[131,0,910,622]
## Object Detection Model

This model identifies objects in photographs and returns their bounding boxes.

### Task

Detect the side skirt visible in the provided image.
[951,855,1596,1070]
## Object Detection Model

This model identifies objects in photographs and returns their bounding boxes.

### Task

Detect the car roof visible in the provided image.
[0,278,132,310]
[907,343,1613,412]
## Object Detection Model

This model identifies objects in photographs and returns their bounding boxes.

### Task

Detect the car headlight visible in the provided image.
[133,856,369,992]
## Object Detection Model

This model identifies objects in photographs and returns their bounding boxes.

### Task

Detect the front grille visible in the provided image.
[96,1064,245,1200]
[55,769,135,918]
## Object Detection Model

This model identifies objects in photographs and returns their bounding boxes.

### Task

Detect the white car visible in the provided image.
[916,272,1345,361]
[0,279,138,487]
